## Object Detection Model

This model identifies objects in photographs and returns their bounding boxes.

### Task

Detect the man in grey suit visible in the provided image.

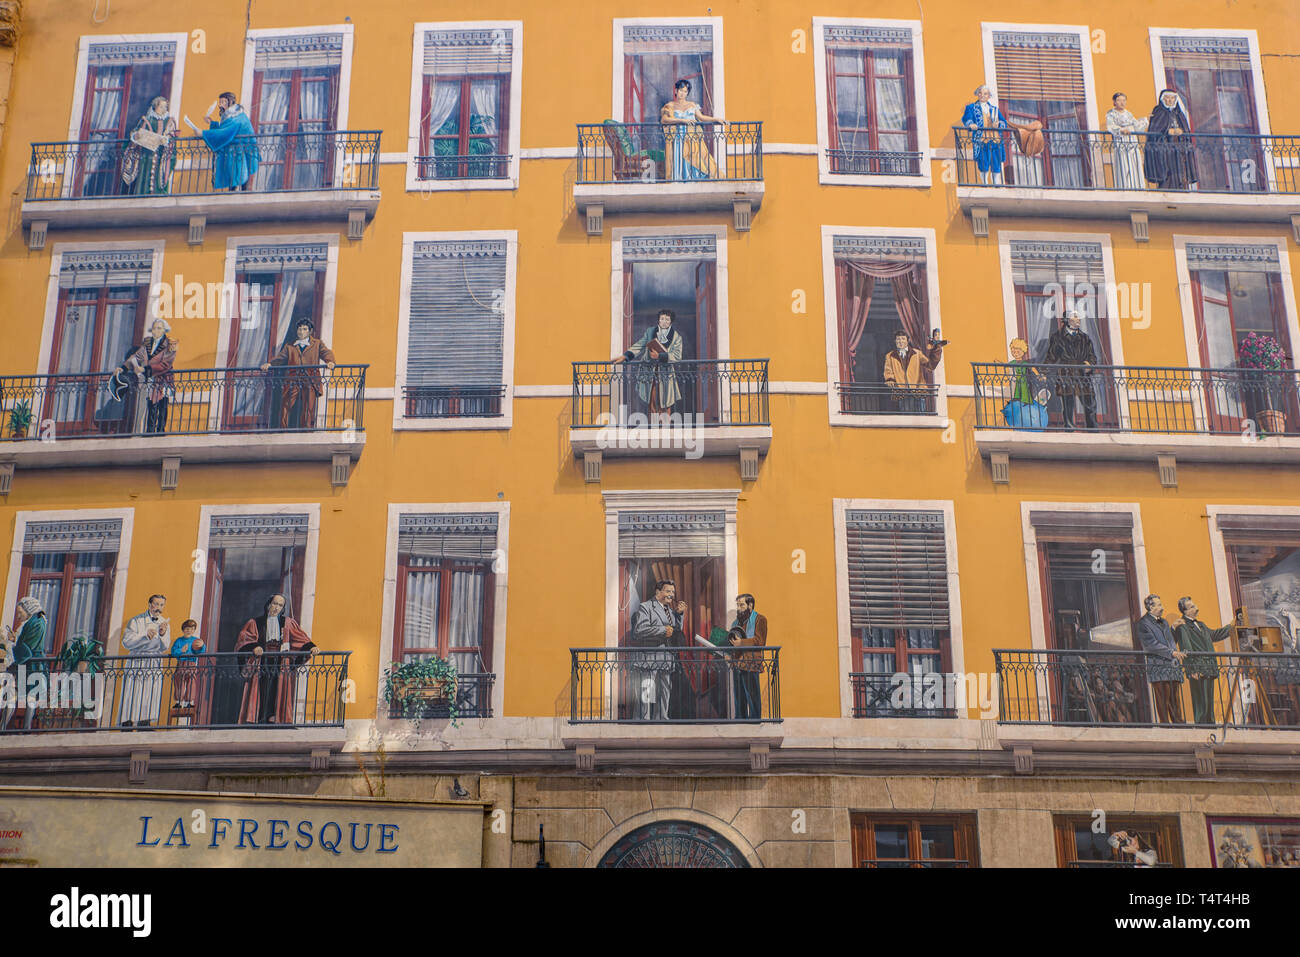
[1137,594,1186,724]
[629,579,686,721]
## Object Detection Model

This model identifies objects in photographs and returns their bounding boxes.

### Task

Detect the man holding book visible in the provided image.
[728,593,768,720]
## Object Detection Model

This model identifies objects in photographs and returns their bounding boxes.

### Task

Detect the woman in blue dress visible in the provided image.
[660,80,727,181]
[199,92,260,191]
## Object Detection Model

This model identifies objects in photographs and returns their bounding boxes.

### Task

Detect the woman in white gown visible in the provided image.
[1106,92,1148,189]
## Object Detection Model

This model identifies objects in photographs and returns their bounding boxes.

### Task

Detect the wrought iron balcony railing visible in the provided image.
[386,672,496,720]
[570,646,781,724]
[26,129,382,201]
[577,121,763,184]
[414,153,511,181]
[0,365,366,441]
[850,672,956,719]
[0,651,351,733]
[402,384,506,419]
[952,126,1300,194]
[972,362,1300,436]
[836,381,939,415]
[994,648,1300,729]
[827,147,925,177]
[571,359,770,428]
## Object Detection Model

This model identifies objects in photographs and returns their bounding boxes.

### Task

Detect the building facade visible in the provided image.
[2,0,1300,868]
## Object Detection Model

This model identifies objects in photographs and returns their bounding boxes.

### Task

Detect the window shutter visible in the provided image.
[1160,35,1251,72]
[406,240,507,389]
[398,513,499,560]
[623,23,712,55]
[23,519,123,554]
[88,40,177,65]
[1010,240,1106,286]
[235,242,329,275]
[618,511,726,558]
[1217,513,1300,545]
[846,510,949,629]
[824,23,914,51]
[423,28,513,75]
[58,249,154,289]
[992,31,1085,102]
[254,33,344,71]
[208,514,310,549]
[1029,510,1133,543]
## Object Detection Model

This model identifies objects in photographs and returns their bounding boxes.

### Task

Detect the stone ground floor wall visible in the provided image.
[199,770,1300,867]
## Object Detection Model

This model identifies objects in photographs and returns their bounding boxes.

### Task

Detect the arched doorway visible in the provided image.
[596,820,750,868]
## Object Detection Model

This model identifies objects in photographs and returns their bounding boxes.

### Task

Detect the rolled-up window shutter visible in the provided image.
[423,28,514,75]
[23,519,123,554]
[1184,243,1280,275]
[846,510,949,629]
[1010,240,1107,287]
[1160,35,1251,73]
[254,33,344,71]
[992,31,1085,102]
[618,511,726,558]
[1029,510,1133,543]
[208,514,310,549]
[406,241,507,390]
[398,513,499,560]
[58,250,154,289]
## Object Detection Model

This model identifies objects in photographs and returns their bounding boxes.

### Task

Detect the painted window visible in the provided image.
[616,509,727,720]
[846,510,952,718]
[417,27,514,180]
[621,23,715,123]
[823,24,919,175]
[1187,243,1295,432]
[1160,36,1264,192]
[1208,816,1300,867]
[831,235,935,414]
[1055,815,1182,868]
[46,249,154,437]
[15,519,122,657]
[851,814,979,867]
[76,39,178,197]
[1218,514,1300,655]
[250,33,343,190]
[404,239,508,418]
[991,30,1091,187]
[392,514,497,684]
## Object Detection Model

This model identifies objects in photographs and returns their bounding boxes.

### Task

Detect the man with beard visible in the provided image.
[728,593,768,720]
[235,594,317,725]
[1045,311,1100,431]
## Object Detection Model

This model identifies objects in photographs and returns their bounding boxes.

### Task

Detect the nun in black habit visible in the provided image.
[1144,89,1198,190]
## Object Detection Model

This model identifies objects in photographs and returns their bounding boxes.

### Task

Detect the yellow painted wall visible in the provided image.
[1,0,1299,721]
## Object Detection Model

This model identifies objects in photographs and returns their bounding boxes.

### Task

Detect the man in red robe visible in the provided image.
[235,594,317,725]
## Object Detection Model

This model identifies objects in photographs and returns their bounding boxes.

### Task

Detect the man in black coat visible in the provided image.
[1044,311,1099,430]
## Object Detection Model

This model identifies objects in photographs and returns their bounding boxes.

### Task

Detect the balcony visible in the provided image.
[569,359,771,482]
[971,362,1300,479]
[573,121,764,234]
[836,382,940,418]
[0,651,351,733]
[23,130,382,246]
[994,648,1300,730]
[0,365,367,489]
[412,153,511,182]
[401,384,506,420]
[951,127,1300,237]
[569,646,781,724]
[385,672,496,721]
[850,673,956,719]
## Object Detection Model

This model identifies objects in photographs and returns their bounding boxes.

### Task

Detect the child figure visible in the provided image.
[1002,338,1049,430]
[170,619,205,711]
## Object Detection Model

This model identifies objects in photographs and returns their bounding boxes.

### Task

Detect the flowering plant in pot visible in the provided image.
[1237,333,1290,435]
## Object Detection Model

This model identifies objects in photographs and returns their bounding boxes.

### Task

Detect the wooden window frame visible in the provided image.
[1054,814,1184,868]
[825,45,918,172]
[851,812,979,867]
[391,554,495,669]
[15,551,117,658]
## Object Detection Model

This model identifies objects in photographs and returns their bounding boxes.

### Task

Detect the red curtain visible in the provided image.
[838,259,918,382]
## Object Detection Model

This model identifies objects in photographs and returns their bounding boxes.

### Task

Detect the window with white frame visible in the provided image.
[248,33,344,190]
[619,22,718,123]
[72,37,182,198]
[821,23,922,176]
[402,238,509,420]
[845,509,953,718]
[989,29,1092,187]
[412,25,518,181]
[830,234,939,415]
[14,519,123,658]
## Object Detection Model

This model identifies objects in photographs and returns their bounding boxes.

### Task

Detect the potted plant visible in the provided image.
[8,400,32,439]
[58,635,103,675]
[1237,332,1290,435]
[382,655,459,729]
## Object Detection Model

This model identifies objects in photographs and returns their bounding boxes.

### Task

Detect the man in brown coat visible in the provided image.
[262,318,336,429]
[882,330,943,413]
[728,593,768,720]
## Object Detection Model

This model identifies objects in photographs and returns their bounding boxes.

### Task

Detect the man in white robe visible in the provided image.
[120,594,170,727]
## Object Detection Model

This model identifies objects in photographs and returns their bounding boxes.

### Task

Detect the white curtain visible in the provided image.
[401,560,440,653]
[424,81,460,162]
[255,78,292,189]
[232,280,274,418]
[295,81,330,188]
[448,570,485,674]
[25,582,60,656]
[65,578,102,645]
[53,298,97,422]
[873,75,907,153]
[86,66,125,183]
[470,80,499,144]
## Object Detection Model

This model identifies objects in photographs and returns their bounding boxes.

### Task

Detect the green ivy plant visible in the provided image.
[382,656,459,730]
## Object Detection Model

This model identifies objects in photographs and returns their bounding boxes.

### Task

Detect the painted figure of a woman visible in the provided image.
[660,80,727,181]
[1144,89,1198,190]
[1105,92,1147,189]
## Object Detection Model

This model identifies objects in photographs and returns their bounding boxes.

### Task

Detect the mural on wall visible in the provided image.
[1242,548,1300,653]
[598,820,749,868]
[1210,818,1300,868]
